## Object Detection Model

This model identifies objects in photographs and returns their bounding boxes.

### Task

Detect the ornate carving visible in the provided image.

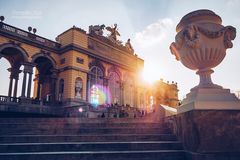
[105,24,123,45]
[125,38,134,53]
[170,10,236,89]
[183,24,200,48]
[106,24,120,41]
[194,25,236,49]
[197,26,224,38]
[89,24,105,36]
[171,24,236,55]
[223,26,236,49]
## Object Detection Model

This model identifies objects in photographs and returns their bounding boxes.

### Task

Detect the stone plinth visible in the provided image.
[165,110,240,159]
[178,88,240,113]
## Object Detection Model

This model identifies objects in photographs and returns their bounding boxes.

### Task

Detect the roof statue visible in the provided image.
[125,38,134,53]
[106,24,121,43]
[89,24,105,36]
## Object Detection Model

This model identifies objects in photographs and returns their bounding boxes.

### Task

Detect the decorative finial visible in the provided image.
[0,16,4,22]
[28,26,32,32]
[33,28,37,34]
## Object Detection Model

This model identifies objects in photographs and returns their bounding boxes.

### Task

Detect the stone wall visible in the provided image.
[165,110,240,155]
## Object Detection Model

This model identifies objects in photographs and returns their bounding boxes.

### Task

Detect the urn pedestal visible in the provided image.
[170,9,240,113]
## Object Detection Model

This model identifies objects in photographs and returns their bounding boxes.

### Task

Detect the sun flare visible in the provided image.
[141,65,160,84]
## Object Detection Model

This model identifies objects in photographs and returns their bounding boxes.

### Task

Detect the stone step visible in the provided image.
[0,141,183,153]
[0,134,177,143]
[0,123,163,128]
[0,127,170,135]
[0,150,186,160]
[0,118,162,124]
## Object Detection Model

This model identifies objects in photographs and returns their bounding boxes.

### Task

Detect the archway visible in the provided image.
[88,66,105,107]
[32,56,57,104]
[0,44,28,99]
[0,58,11,95]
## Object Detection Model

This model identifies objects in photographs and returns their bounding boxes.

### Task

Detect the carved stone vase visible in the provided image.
[170,9,236,90]
[170,10,240,113]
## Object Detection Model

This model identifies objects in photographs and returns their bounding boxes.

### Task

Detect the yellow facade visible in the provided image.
[0,21,178,109]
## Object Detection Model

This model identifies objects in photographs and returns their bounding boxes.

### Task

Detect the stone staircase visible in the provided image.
[0,118,186,160]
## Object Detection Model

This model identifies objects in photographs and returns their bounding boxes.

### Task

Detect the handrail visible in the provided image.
[0,95,20,103]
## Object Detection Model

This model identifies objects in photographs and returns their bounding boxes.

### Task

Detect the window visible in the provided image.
[89,66,105,106]
[76,57,84,64]
[60,58,65,64]
[108,71,121,104]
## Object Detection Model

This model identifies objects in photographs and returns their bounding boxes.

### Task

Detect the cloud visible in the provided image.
[133,18,175,48]
[131,17,198,99]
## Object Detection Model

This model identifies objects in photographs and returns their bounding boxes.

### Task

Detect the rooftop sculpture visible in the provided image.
[88,24,134,53]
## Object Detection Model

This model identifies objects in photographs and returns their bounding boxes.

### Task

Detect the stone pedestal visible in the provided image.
[168,9,240,159]
[165,110,240,159]
[178,88,240,113]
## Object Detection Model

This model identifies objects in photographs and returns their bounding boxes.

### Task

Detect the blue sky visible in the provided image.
[0,0,240,99]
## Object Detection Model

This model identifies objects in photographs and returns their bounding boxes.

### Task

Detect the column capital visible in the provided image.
[22,63,35,74]
[7,68,22,79]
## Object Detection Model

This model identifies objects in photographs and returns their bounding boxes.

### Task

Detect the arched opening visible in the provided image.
[0,44,28,100]
[75,77,83,99]
[0,57,11,95]
[32,56,56,104]
[88,66,105,107]
[108,71,121,105]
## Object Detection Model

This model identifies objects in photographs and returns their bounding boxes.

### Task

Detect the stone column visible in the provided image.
[13,79,18,98]
[13,73,21,98]
[7,68,21,98]
[26,72,33,98]
[21,70,27,97]
[21,63,34,98]
[50,69,58,103]
[9,67,21,97]
[7,72,13,97]
[36,74,42,100]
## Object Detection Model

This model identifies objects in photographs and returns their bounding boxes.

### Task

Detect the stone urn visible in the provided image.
[170,9,236,90]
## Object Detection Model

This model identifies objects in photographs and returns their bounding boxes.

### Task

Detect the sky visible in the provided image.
[0,0,240,99]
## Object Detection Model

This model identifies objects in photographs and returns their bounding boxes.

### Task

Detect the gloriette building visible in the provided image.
[0,18,178,116]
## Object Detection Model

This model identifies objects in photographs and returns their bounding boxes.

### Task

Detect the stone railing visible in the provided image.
[0,22,60,49]
[0,95,21,103]
[0,95,63,107]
